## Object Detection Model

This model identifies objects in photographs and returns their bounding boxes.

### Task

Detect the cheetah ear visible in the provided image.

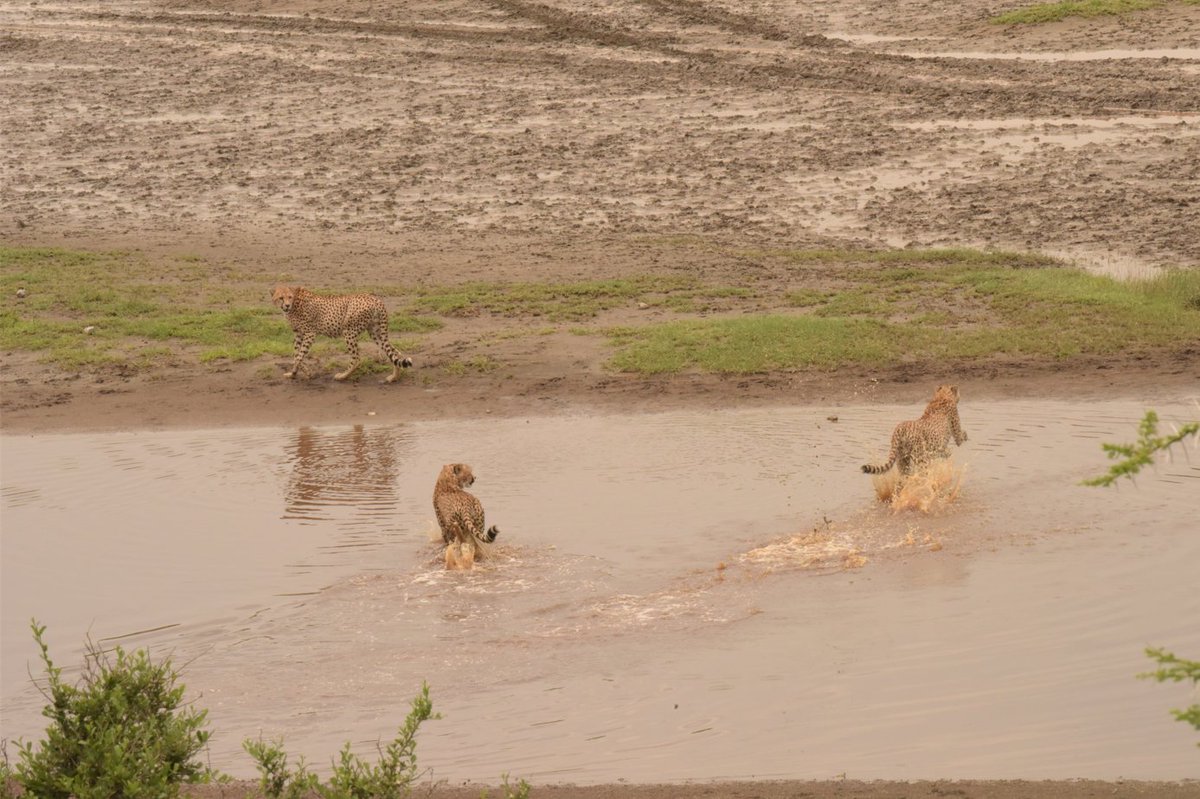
[452,464,462,475]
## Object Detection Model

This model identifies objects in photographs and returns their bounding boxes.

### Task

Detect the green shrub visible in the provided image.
[246,682,438,799]
[243,739,320,799]
[490,774,532,799]
[11,620,215,799]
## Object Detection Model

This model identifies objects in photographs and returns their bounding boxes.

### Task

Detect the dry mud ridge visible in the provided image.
[2,0,1200,273]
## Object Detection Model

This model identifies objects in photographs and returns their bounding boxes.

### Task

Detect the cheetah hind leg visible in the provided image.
[371,323,413,383]
[334,333,361,381]
[444,540,475,571]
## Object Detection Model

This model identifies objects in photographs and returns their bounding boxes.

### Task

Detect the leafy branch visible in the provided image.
[1084,410,1199,487]
[1140,647,1200,745]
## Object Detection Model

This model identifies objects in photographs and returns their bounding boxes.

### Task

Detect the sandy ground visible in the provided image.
[2,1,1200,795]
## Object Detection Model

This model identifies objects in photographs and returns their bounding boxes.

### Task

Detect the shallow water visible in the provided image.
[2,399,1198,781]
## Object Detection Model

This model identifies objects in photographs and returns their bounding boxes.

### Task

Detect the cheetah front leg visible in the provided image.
[285,331,316,378]
[334,332,361,381]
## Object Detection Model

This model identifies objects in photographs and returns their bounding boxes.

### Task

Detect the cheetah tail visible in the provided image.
[862,453,895,475]
[484,525,499,543]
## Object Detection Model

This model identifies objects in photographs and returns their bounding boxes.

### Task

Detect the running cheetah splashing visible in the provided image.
[862,384,967,477]
[433,463,500,570]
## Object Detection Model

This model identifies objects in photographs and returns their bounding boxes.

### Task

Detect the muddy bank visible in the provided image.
[3,346,1198,434]
[185,779,1200,798]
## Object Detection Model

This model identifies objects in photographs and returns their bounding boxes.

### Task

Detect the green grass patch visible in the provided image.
[991,0,1159,24]
[7,245,1198,379]
[409,276,749,321]
[0,247,442,372]
[756,247,1059,268]
[609,316,918,373]
[608,255,1200,374]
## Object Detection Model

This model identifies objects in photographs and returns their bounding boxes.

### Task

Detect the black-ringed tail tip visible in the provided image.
[402,357,413,368]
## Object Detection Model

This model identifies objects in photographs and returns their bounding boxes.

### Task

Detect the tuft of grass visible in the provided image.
[441,355,502,376]
[812,289,891,317]
[991,0,1159,24]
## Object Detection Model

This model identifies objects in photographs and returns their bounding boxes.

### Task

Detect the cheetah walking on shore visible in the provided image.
[272,285,413,382]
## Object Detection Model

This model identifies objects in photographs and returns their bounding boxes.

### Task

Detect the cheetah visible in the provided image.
[271,284,413,382]
[862,384,967,477]
[433,463,499,570]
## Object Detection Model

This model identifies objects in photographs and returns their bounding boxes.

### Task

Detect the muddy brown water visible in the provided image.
[2,399,1198,782]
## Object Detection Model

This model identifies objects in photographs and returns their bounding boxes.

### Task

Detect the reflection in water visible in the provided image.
[283,425,405,524]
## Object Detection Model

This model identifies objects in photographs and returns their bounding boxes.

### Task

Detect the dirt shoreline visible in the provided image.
[2,349,1198,435]
[184,778,1200,799]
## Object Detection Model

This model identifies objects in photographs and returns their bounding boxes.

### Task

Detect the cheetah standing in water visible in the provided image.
[272,285,413,382]
[862,384,968,477]
[433,463,499,570]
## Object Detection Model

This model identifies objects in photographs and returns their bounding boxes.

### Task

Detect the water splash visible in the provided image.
[871,458,965,513]
[738,526,868,573]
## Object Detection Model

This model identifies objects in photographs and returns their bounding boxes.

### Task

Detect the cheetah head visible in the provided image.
[439,462,476,489]
[932,384,960,404]
[272,284,299,313]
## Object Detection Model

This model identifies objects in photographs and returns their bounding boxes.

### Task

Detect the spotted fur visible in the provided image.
[272,284,413,382]
[862,384,967,476]
[434,463,499,564]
